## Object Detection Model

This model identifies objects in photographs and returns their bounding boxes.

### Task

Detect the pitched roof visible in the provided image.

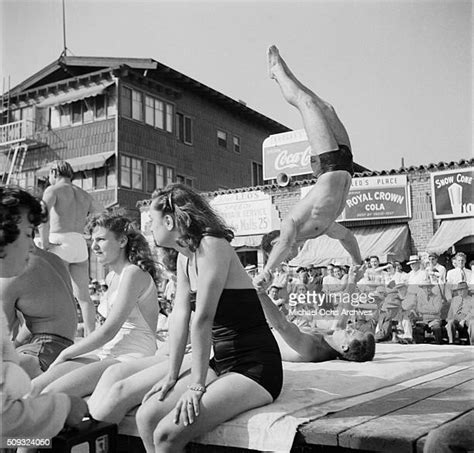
[8,55,290,134]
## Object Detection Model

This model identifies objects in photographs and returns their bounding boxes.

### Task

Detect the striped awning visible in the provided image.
[426,218,473,255]
[290,224,411,267]
[36,151,115,177]
[36,81,114,108]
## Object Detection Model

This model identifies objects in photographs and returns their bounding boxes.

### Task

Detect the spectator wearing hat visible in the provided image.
[446,282,474,344]
[394,282,416,343]
[407,255,429,286]
[414,278,444,344]
[425,252,446,284]
[306,265,322,293]
[244,264,258,279]
[374,291,401,343]
[446,252,472,287]
[271,264,290,306]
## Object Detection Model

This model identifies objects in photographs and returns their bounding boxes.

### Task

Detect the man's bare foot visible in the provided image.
[267,45,303,106]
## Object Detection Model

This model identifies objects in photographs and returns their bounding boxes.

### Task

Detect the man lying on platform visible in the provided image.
[255,266,375,362]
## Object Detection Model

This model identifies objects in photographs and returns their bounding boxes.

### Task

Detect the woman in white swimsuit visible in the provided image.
[31,213,159,398]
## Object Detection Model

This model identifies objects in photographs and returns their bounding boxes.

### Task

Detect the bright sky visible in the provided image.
[1,0,472,171]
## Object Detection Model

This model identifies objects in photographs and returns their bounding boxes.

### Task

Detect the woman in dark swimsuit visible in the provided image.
[136,184,282,453]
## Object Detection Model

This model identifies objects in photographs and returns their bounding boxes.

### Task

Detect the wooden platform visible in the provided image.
[296,365,474,453]
[117,364,473,453]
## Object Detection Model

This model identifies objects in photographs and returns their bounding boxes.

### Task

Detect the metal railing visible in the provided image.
[0,120,27,146]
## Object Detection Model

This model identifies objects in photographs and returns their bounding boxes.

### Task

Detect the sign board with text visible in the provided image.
[263,129,312,180]
[430,167,474,219]
[210,191,278,236]
[301,174,411,221]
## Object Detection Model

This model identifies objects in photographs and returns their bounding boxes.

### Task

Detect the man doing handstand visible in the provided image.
[255,46,362,288]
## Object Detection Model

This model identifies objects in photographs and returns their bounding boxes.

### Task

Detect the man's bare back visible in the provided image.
[2,247,78,341]
[46,182,93,234]
[38,161,96,335]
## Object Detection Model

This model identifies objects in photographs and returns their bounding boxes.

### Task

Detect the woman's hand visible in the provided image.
[48,350,72,368]
[173,388,204,426]
[142,375,177,403]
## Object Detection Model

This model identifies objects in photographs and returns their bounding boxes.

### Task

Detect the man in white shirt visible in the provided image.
[446,252,472,286]
[425,252,447,284]
[406,255,429,294]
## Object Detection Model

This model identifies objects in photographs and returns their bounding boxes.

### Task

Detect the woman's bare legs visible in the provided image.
[89,354,192,424]
[136,370,273,453]
[31,355,98,395]
[37,358,119,397]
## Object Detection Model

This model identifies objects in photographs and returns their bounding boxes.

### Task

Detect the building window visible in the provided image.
[13,170,35,190]
[176,113,193,145]
[233,136,241,153]
[59,104,71,127]
[120,155,131,188]
[95,94,106,120]
[252,162,263,186]
[132,90,143,121]
[176,175,193,187]
[120,155,143,190]
[121,87,132,118]
[50,89,116,129]
[83,99,94,123]
[147,162,166,193]
[155,99,164,129]
[106,89,117,117]
[217,130,227,148]
[131,158,143,190]
[145,95,154,126]
[165,103,173,133]
[166,167,174,185]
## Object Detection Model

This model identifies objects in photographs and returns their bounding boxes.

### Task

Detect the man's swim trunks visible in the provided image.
[16,333,74,371]
[49,232,88,263]
[311,144,354,177]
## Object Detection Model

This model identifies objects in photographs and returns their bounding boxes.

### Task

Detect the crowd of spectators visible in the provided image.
[245,252,474,345]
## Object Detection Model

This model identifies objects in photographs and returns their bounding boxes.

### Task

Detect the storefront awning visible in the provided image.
[36,151,115,177]
[231,235,263,248]
[36,81,114,108]
[426,218,473,255]
[290,224,410,267]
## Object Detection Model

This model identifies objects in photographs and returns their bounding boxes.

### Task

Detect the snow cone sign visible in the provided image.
[263,129,313,180]
[430,168,474,219]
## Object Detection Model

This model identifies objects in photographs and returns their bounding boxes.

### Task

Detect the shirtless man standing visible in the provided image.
[254,46,362,288]
[38,160,96,335]
[2,245,78,378]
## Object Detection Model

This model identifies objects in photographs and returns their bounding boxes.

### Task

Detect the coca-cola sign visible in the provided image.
[263,129,314,180]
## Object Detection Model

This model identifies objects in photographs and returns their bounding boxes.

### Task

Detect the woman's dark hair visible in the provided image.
[150,184,234,252]
[87,212,158,282]
[0,186,48,251]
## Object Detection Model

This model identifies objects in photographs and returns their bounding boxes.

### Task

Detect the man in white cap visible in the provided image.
[406,254,429,289]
